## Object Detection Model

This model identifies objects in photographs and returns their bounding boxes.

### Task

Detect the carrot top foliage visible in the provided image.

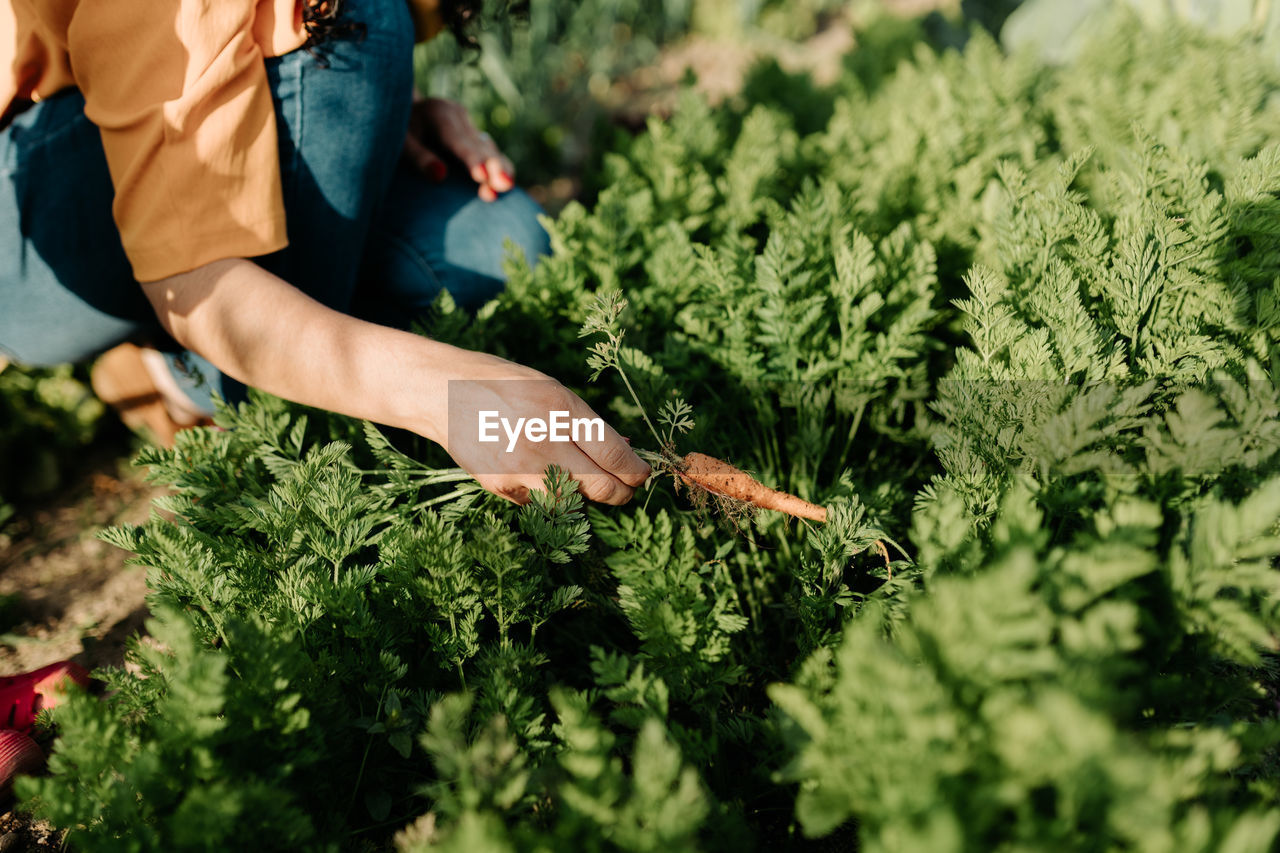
[19,9,1280,852]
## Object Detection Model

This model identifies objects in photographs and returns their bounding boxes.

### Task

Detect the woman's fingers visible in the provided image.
[542,441,636,506]
[423,100,515,200]
[485,155,515,193]
[466,150,515,201]
[479,458,635,508]
[563,395,651,488]
[467,422,638,507]
[441,364,648,506]
[411,98,520,201]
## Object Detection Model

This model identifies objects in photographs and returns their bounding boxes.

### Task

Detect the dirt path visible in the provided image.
[0,443,164,677]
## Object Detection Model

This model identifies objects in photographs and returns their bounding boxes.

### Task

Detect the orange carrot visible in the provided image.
[677,452,828,523]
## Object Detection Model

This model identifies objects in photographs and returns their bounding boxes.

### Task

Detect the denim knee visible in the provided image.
[359,169,551,321]
[487,187,552,271]
[443,185,551,310]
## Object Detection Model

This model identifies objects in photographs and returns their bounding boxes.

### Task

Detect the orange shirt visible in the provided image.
[1,1,443,281]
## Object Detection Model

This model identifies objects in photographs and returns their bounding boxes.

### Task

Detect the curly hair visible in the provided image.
[302,1,491,51]
[438,0,488,47]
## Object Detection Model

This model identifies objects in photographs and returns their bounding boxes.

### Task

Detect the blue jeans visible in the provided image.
[0,0,548,413]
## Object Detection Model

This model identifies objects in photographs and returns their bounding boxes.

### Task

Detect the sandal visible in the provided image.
[0,730,43,799]
[90,343,211,449]
[0,660,90,734]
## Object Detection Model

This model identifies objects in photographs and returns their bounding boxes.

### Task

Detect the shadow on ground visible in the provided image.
[0,441,163,676]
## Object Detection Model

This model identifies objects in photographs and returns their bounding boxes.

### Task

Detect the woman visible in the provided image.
[0,0,649,504]
[0,0,649,791]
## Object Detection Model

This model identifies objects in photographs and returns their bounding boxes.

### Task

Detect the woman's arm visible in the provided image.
[141,258,650,505]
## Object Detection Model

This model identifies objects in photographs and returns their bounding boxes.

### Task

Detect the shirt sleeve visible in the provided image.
[67,1,288,282]
[407,0,445,41]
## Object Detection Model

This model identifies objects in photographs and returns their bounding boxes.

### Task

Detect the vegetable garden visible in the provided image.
[11,3,1280,850]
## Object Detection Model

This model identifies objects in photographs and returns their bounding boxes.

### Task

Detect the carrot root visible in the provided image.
[677,452,828,523]
[673,452,892,566]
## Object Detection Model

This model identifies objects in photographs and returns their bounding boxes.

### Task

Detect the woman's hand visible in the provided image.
[404,96,516,202]
[422,347,651,506]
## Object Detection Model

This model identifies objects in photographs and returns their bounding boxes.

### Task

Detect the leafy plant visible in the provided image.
[19,7,1280,852]
[0,363,104,530]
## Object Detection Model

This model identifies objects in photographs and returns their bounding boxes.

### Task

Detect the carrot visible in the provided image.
[677,452,827,523]
[669,451,893,573]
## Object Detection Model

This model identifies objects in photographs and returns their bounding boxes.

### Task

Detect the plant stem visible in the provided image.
[358,468,474,482]
[833,401,866,482]
[345,683,387,821]
[635,448,670,467]
[413,486,481,510]
[613,358,664,448]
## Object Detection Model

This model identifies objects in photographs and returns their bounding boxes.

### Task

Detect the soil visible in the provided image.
[609,13,856,126]
[0,441,163,677]
[612,0,956,123]
[0,808,62,853]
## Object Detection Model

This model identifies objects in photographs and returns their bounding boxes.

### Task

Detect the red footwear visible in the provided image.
[0,661,90,734]
[0,730,42,799]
